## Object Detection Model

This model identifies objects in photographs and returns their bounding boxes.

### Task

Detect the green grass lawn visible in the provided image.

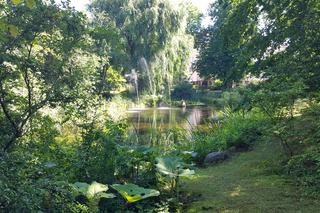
[182,141,320,213]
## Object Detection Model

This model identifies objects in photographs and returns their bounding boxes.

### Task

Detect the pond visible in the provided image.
[125,106,218,146]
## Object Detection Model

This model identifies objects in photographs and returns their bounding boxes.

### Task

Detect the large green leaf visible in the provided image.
[8,25,19,37]
[12,0,22,5]
[155,156,195,178]
[73,181,114,199]
[73,182,89,195]
[97,192,116,199]
[87,181,108,197]
[26,0,36,8]
[111,183,160,203]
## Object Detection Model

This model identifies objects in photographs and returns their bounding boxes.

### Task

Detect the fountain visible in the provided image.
[139,57,157,106]
[131,69,139,105]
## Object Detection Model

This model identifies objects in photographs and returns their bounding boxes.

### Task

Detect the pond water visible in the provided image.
[125,106,217,145]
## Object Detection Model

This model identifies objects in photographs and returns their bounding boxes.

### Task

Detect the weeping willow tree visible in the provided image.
[89,0,198,97]
[150,6,194,97]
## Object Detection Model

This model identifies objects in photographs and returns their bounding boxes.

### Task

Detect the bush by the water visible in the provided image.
[191,110,267,163]
[172,86,254,110]
[171,82,194,100]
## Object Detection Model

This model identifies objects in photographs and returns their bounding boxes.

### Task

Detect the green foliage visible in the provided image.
[277,103,320,196]
[0,0,100,152]
[114,145,157,185]
[170,85,254,110]
[95,66,126,98]
[2,0,319,211]
[155,156,195,178]
[213,79,223,89]
[89,0,195,95]
[221,91,244,111]
[198,0,319,95]
[192,110,266,162]
[111,183,160,203]
[89,0,180,67]
[213,86,255,112]
[197,0,259,87]
[72,181,115,212]
[140,94,163,107]
[303,103,320,117]
[252,79,305,121]
[286,147,320,197]
[155,156,195,199]
[302,104,320,144]
[185,2,202,37]
[72,181,115,199]
[171,82,195,100]
[106,95,133,121]
[0,153,77,212]
[156,156,193,178]
[11,0,22,5]
[191,90,222,106]
[251,0,319,94]
[75,121,126,183]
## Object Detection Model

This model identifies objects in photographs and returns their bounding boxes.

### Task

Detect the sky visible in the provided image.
[65,0,212,25]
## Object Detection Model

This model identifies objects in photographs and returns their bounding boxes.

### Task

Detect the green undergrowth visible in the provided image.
[190,110,267,163]
[182,141,320,213]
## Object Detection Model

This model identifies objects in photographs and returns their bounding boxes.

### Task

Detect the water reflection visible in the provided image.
[126,106,215,146]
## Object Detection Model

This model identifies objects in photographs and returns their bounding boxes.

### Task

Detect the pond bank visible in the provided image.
[182,141,320,213]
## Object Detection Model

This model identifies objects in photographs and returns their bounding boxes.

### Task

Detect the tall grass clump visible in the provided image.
[192,109,268,163]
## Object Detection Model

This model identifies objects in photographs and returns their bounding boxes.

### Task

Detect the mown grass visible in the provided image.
[182,140,320,213]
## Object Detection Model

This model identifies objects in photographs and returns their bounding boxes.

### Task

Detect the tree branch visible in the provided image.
[0,83,20,136]
[22,43,34,125]
[0,82,22,152]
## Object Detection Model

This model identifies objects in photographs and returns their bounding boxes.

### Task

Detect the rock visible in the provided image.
[203,151,228,165]
[224,146,236,158]
[227,146,236,154]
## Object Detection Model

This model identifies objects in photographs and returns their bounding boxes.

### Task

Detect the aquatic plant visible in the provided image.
[155,156,194,199]
[111,183,160,203]
[72,182,115,211]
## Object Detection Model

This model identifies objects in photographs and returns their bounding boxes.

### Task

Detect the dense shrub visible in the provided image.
[197,91,222,106]
[303,103,320,117]
[213,79,223,89]
[221,91,243,110]
[171,82,195,100]
[283,103,320,196]
[286,147,320,197]
[75,120,128,184]
[115,146,157,186]
[192,110,266,163]
[219,86,254,111]
[141,94,163,107]
[0,152,77,212]
[192,86,253,110]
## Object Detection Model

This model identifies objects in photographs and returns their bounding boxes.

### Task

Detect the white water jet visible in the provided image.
[139,57,156,99]
[131,69,140,105]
